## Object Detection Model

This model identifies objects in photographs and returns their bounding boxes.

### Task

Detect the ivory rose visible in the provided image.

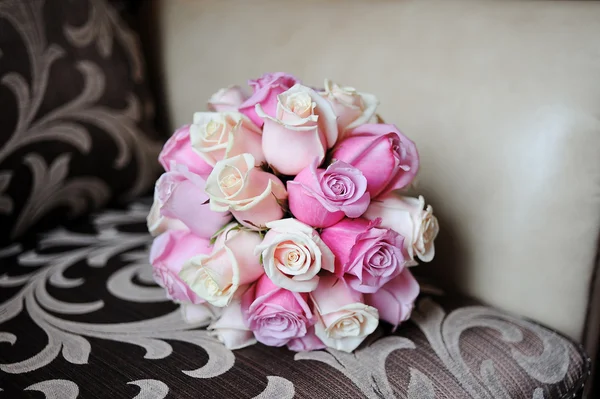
[241,274,314,346]
[158,124,213,179]
[365,268,419,329]
[332,124,419,198]
[320,218,409,293]
[179,223,264,307]
[150,230,212,304]
[288,160,370,228]
[255,218,335,292]
[239,72,299,127]
[205,154,287,229]
[180,303,222,325]
[320,79,379,136]
[208,85,248,112]
[258,84,338,175]
[190,112,265,167]
[154,164,232,238]
[312,275,379,352]
[208,300,257,350]
[364,194,439,262]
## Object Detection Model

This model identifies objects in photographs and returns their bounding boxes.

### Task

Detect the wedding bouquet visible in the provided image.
[147,73,439,352]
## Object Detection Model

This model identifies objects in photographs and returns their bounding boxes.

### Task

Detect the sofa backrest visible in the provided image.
[147,0,600,351]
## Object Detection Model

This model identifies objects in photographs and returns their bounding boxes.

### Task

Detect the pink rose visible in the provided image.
[207,85,248,112]
[365,268,419,330]
[241,274,314,347]
[257,84,338,175]
[320,79,379,137]
[288,160,370,228]
[332,124,419,198]
[287,326,326,352]
[159,125,213,179]
[365,194,439,262]
[205,154,287,229]
[178,223,264,307]
[147,189,187,237]
[256,218,335,292]
[239,72,299,127]
[311,275,379,352]
[190,112,265,167]
[320,218,409,293]
[208,300,257,350]
[155,164,232,238]
[150,230,212,304]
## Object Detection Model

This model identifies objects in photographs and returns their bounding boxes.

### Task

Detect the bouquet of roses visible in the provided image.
[147,73,439,352]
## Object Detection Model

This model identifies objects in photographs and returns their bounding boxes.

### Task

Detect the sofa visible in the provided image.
[1,0,599,398]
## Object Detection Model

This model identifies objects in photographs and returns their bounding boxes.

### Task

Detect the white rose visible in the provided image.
[364,194,439,262]
[208,300,256,350]
[180,303,222,325]
[178,224,264,307]
[312,275,379,352]
[190,111,265,167]
[204,153,287,229]
[207,85,248,112]
[320,79,379,137]
[255,218,335,292]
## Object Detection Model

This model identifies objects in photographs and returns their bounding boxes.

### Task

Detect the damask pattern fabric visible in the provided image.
[0,0,163,244]
[0,199,590,398]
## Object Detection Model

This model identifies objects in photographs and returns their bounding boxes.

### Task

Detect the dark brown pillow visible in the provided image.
[0,0,162,243]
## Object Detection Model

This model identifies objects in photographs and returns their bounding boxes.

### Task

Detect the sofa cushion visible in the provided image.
[0,0,162,244]
[0,200,589,398]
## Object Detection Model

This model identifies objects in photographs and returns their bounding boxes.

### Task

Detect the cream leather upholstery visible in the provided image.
[149,0,600,352]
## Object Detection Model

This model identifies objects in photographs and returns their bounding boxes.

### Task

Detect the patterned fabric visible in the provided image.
[0,199,590,398]
[0,0,163,244]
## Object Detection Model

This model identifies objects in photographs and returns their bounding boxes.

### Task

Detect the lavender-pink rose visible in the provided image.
[239,72,299,127]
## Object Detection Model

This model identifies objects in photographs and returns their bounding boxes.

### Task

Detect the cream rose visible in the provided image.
[320,79,379,137]
[255,218,335,292]
[180,303,222,325]
[208,300,257,350]
[312,275,379,352]
[178,223,264,307]
[205,153,287,229]
[190,111,265,167]
[257,84,338,175]
[365,194,439,262]
[207,85,248,112]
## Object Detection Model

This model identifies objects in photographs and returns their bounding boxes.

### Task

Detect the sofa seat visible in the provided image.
[0,199,590,398]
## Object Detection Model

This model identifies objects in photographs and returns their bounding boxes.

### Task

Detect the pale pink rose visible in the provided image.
[311,275,379,352]
[150,230,212,304]
[364,194,439,262]
[365,268,419,330]
[241,274,314,347]
[204,154,287,229]
[288,160,370,228]
[190,112,265,167]
[147,189,187,237]
[239,72,299,127]
[287,326,326,352]
[178,223,264,307]
[208,300,257,350]
[159,125,213,179]
[320,218,409,293]
[320,79,379,137]
[155,164,232,238]
[207,85,248,112]
[256,218,335,292]
[332,124,419,198]
[257,84,338,175]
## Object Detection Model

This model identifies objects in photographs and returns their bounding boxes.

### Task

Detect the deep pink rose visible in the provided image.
[320,218,409,293]
[156,164,232,238]
[288,160,370,228]
[150,230,212,304]
[159,125,213,179]
[239,72,299,127]
[365,268,419,330]
[241,274,314,347]
[331,124,419,198]
[287,326,326,352]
